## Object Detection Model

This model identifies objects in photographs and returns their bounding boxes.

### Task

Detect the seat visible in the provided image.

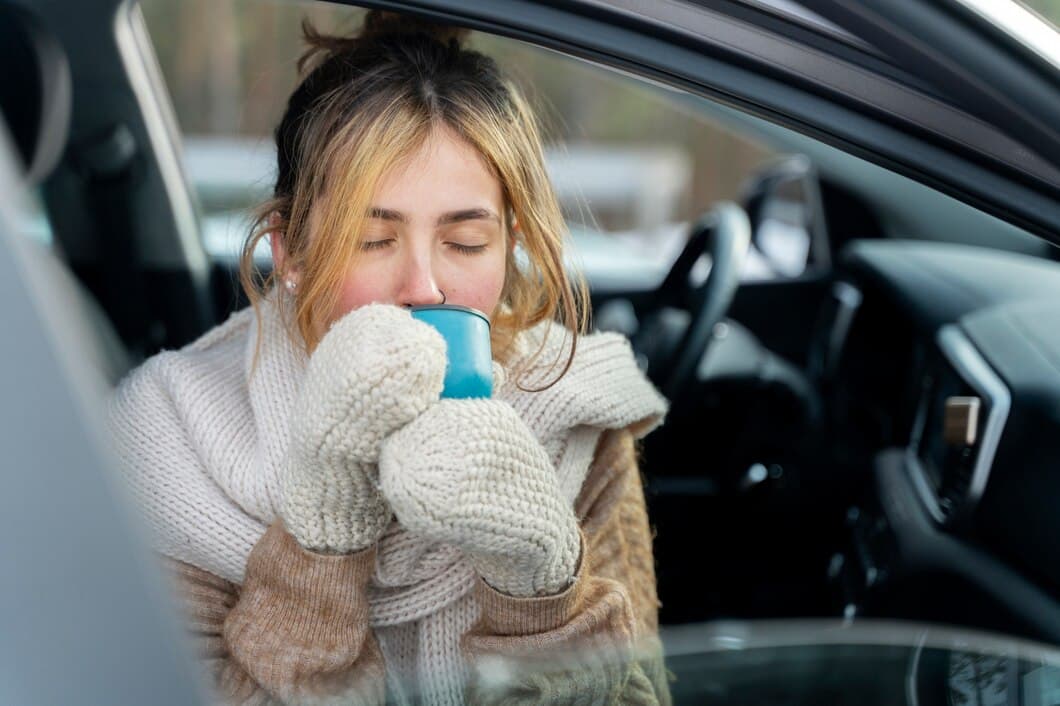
[0,1,134,386]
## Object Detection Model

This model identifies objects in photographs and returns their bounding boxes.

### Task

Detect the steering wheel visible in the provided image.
[630,202,751,401]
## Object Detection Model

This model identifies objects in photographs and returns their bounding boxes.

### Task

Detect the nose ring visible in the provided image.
[439,289,447,305]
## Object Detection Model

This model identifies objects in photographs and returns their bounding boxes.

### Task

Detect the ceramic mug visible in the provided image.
[409,304,493,399]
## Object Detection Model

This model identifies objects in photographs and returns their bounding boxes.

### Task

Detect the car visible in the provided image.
[3,0,1060,703]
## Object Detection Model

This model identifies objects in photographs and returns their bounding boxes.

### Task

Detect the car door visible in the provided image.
[804,0,1060,169]
[0,118,207,706]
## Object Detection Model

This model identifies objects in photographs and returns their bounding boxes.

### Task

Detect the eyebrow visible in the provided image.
[368,207,500,226]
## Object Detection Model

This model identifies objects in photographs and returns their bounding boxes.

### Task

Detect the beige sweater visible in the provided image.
[108,297,671,704]
[167,429,671,705]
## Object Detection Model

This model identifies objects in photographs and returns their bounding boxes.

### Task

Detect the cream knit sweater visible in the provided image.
[107,295,668,704]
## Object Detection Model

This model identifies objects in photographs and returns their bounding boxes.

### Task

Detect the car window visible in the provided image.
[137,0,780,292]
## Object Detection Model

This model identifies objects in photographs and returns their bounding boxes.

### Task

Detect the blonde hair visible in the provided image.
[239,11,588,386]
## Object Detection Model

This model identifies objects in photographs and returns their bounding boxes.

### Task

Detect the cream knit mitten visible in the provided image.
[378,398,581,597]
[280,304,447,554]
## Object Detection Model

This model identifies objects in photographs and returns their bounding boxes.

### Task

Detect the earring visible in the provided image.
[285,279,297,292]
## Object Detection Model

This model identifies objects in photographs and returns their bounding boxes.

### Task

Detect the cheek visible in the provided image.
[329,267,392,323]
[444,253,507,316]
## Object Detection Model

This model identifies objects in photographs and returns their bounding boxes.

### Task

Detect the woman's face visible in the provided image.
[285,126,510,328]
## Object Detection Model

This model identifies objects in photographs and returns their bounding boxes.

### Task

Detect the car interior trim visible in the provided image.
[904,631,927,706]
[586,0,1060,185]
[112,2,209,276]
[806,0,1060,169]
[906,324,1011,525]
[0,4,73,187]
[818,279,861,380]
[952,0,1060,73]
[877,449,1060,643]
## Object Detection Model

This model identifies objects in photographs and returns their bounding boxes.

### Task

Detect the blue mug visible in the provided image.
[409,304,493,399]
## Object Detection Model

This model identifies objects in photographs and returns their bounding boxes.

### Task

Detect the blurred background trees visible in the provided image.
[138,0,773,231]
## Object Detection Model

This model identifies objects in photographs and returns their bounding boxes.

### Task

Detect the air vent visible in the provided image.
[908,326,1009,526]
[936,445,976,520]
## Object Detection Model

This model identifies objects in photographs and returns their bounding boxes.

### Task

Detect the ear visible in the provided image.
[268,213,298,282]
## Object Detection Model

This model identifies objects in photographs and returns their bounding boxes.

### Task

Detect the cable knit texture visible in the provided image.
[280,304,446,553]
[107,293,670,704]
[380,399,581,598]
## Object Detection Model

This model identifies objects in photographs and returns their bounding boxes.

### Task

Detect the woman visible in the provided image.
[108,10,670,705]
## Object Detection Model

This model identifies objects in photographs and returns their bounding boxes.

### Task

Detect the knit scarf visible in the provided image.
[110,296,667,704]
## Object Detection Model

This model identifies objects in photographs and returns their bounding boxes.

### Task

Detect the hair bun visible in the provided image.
[360,10,470,46]
[297,12,469,75]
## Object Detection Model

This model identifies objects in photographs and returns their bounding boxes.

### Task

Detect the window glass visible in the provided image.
[137,0,779,291]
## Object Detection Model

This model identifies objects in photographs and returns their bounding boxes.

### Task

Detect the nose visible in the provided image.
[397,248,445,308]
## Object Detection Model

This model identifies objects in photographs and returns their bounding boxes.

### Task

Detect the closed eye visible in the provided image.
[361,239,395,251]
[448,242,489,255]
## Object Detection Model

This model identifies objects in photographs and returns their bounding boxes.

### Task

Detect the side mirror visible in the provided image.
[741,154,830,279]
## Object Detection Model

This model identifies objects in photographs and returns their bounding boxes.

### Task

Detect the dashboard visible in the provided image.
[908,325,1010,528]
[820,239,1060,641]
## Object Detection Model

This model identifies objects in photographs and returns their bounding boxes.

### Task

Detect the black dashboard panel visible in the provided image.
[961,302,1060,592]
[833,239,1060,618]
[841,239,1060,333]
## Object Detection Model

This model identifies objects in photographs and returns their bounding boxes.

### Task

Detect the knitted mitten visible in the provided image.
[280,304,447,554]
[378,398,581,597]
